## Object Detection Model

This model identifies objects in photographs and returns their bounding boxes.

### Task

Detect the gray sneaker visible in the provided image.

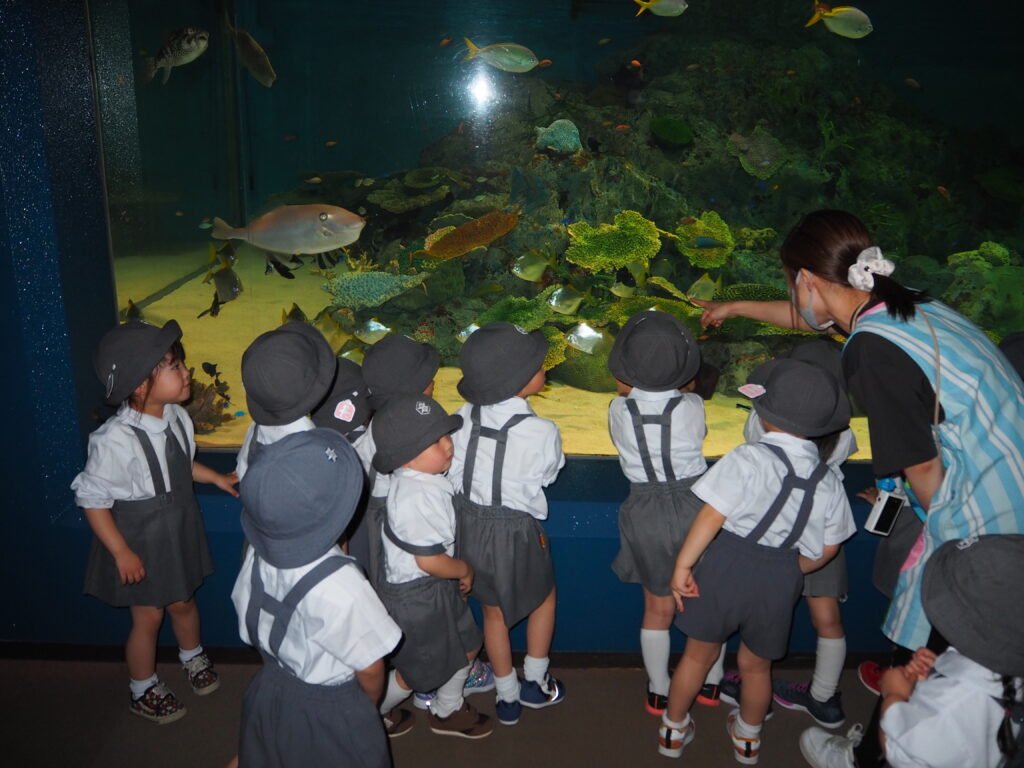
[772,679,844,728]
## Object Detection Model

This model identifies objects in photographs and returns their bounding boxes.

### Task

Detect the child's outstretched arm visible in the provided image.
[670,503,726,612]
[83,508,145,584]
[416,554,474,595]
[355,658,386,703]
[192,461,239,497]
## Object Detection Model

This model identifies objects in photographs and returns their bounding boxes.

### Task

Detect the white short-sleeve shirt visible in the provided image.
[608,388,707,483]
[882,647,1021,768]
[742,410,858,473]
[383,469,457,584]
[353,421,390,499]
[71,403,196,509]
[692,432,856,559]
[235,416,315,481]
[231,545,401,686]
[447,397,565,520]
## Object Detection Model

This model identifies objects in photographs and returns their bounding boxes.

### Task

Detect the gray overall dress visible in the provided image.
[83,418,213,607]
[676,442,829,661]
[360,465,387,589]
[454,406,554,628]
[612,397,705,596]
[376,513,482,692]
[239,553,389,768]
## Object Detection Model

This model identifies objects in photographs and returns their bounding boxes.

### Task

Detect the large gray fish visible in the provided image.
[212,204,365,279]
[144,27,209,85]
[223,11,276,87]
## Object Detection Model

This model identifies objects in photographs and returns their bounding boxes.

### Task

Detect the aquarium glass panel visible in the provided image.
[91,0,1023,454]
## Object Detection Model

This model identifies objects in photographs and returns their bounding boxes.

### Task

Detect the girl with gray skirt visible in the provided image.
[606,310,709,717]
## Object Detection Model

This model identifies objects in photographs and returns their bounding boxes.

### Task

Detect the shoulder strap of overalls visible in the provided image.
[128,425,168,497]
[247,424,261,465]
[747,442,829,548]
[624,396,683,482]
[245,554,353,674]
[382,508,448,556]
[461,404,532,506]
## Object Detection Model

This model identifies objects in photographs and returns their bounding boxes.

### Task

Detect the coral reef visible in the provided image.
[403,166,467,189]
[727,126,787,180]
[675,211,735,269]
[535,119,583,154]
[549,344,617,393]
[650,116,694,148]
[186,370,235,434]
[566,210,662,272]
[366,181,451,214]
[324,271,429,310]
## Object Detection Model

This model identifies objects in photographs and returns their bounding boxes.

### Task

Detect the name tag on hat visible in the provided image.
[334,399,356,423]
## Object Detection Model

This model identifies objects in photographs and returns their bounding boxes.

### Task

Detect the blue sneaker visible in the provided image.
[495,697,522,726]
[464,658,495,696]
[772,680,845,728]
[519,672,566,709]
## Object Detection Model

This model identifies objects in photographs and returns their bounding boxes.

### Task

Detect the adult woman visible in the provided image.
[693,209,1024,767]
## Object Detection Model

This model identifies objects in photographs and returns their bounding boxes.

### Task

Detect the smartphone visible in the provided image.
[865,490,906,536]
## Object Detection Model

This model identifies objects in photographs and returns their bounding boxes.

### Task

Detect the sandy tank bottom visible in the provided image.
[113,245,872,459]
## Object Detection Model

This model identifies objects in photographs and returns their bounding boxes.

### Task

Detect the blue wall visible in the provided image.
[0,0,893,655]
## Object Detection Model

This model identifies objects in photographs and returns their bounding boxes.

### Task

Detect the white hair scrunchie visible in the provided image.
[848,246,895,291]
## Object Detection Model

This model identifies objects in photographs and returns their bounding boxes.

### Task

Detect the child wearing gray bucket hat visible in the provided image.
[232,428,401,766]
[73,319,238,725]
[235,321,336,481]
[657,357,855,762]
[449,322,567,726]
[370,396,495,740]
[605,310,711,717]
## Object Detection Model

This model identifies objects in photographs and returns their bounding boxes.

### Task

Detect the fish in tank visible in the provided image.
[92,0,1024,455]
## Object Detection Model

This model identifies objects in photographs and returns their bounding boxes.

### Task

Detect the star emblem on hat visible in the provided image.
[325,447,338,462]
[415,400,431,415]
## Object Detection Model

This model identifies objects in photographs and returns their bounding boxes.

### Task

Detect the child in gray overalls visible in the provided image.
[658,358,856,764]
[606,310,708,717]
[233,428,401,767]
[73,320,238,724]
[448,322,567,726]
[371,395,494,740]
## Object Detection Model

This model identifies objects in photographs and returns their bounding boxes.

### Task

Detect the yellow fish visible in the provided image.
[464,38,539,73]
[685,273,722,302]
[805,3,873,39]
[634,0,689,17]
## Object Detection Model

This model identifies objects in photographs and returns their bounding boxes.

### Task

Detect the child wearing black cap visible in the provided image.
[235,321,337,482]
[801,534,1024,768]
[72,320,238,724]
[658,358,856,763]
[605,310,709,717]
[233,428,401,766]
[449,322,567,726]
[371,395,494,740]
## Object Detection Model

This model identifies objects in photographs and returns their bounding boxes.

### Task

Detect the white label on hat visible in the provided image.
[738,383,767,399]
[956,536,978,550]
[105,364,116,399]
[415,400,431,415]
[513,324,528,334]
[334,399,356,423]
[325,447,338,462]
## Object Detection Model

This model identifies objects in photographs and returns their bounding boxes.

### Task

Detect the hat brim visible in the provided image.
[457,331,547,405]
[372,413,463,474]
[104,320,183,405]
[247,322,337,426]
[607,313,701,391]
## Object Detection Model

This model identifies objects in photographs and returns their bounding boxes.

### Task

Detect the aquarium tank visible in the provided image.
[89,0,1024,455]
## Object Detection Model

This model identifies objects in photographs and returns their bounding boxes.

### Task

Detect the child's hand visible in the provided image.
[904,648,937,681]
[213,471,240,498]
[458,563,474,595]
[880,665,917,702]
[116,548,146,585]
[670,566,699,612]
[856,486,879,504]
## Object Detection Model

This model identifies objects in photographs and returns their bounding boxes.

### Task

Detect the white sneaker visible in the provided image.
[658,715,696,758]
[799,724,863,768]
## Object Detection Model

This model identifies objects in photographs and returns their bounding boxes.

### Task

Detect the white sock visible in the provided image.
[495,671,520,704]
[178,645,203,664]
[735,713,762,738]
[641,628,671,696]
[432,663,471,718]
[379,669,412,713]
[662,711,690,730]
[130,674,159,699]
[523,654,550,683]
[705,644,727,686]
[811,636,847,702]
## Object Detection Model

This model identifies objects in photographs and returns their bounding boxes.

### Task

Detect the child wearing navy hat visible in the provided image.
[72,320,238,724]
[371,395,494,740]
[606,310,709,717]
[658,358,856,763]
[233,428,401,766]
[448,322,567,726]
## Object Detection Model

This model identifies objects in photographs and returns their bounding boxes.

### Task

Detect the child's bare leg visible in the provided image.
[808,596,843,639]
[736,642,772,726]
[166,598,201,650]
[126,605,164,681]
[525,588,556,659]
[666,638,721,722]
[483,604,513,678]
[642,589,675,630]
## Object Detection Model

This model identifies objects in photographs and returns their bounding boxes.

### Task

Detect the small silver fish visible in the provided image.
[456,323,481,343]
[144,27,209,85]
[354,318,391,345]
[565,322,612,355]
[547,286,585,315]
[512,251,550,282]
[610,281,636,298]
[340,348,364,364]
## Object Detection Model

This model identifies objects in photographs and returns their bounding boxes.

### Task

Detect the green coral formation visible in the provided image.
[565,210,662,272]
[734,227,778,251]
[367,182,450,213]
[540,325,568,371]
[948,241,1011,269]
[324,271,429,311]
[476,285,560,330]
[727,126,787,180]
[650,117,694,148]
[675,211,735,269]
[549,344,617,393]
[713,283,789,302]
[535,119,583,153]
[403,166,467,189]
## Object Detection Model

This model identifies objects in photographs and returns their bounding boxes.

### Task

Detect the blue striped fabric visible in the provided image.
[847,301,1024,648]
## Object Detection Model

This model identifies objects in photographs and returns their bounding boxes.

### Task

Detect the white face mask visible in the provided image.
[793,272,834,331]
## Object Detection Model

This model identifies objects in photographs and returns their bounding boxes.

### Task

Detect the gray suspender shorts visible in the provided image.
[675,443,829,661]
[453,406,555,628]
[375,513,482,692]
[611,397,705,596]
[239,554,389,768]
[83,418,213,607]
